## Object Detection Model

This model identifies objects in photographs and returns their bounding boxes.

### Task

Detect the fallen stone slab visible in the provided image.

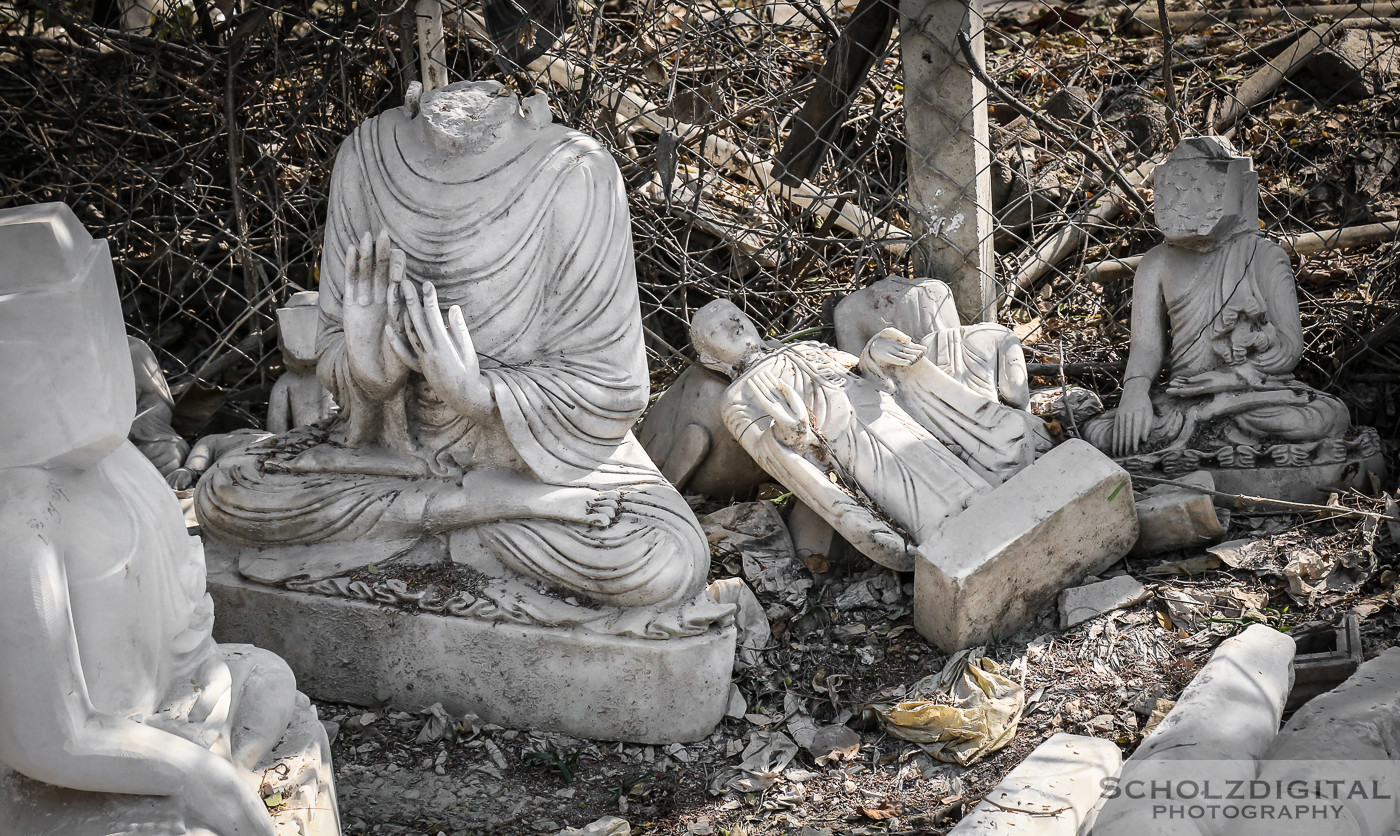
[1233,648,1400,836]
[915,439,1139,652]
[1059,575,1151,629]
[1132,470,1227,556]
[949,733,1121,835]
[205,543,736,745]
[1093,624,1294,835]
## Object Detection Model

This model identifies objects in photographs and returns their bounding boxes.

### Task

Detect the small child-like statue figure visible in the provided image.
[1083,137,1350,459]
[266,291,336,434]
[0,204,339,836]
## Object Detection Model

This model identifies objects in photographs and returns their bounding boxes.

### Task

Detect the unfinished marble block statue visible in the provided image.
[194,82,734,743]
[0,203,339,836]
[637,363,770,500]
[266,290,336,433]
[690,300,1137,651]
[1082,137,1382,500]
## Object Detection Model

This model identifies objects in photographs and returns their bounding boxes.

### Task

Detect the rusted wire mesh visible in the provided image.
[2,0,1398,436]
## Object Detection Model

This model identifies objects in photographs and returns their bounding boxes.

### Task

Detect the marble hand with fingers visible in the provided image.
[342,231,413,400]
[394,277,494,421]
[745,369,813,450]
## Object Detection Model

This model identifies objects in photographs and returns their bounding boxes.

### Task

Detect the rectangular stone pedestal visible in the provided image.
[206,545,736,744]
[1207,453,1385,503]
[914,439,1139,652]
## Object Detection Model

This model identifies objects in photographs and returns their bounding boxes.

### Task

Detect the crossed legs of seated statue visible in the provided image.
[197,235,707,610]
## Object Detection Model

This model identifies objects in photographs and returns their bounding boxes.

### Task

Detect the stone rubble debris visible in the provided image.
[1058,575,1151,629]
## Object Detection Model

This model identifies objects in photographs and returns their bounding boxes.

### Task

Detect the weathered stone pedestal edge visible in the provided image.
[1207,453,1386,504]
[205,545,737,744]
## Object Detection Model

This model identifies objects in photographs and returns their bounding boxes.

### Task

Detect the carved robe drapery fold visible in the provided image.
[197,109,707,609]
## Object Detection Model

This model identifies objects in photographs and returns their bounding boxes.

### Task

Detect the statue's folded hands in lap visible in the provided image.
[1082,136,1350,459]
[196,81,707,610]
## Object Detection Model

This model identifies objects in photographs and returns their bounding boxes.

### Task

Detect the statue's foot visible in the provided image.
[537,487,623,529]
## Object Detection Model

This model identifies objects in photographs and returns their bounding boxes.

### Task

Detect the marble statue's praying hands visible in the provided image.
[196,81,705,609]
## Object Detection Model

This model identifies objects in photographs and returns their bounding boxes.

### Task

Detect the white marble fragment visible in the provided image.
[1094,624,1294,836]
[1235,648,1400,836]
[1132,470,1226,556]
[914,439,1139,652]
[949,733,1122,835]
[1059,575,1151,629]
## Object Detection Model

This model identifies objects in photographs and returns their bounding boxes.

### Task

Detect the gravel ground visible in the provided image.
[324,489,1400,836]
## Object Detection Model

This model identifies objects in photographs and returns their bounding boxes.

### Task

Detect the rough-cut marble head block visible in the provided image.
[276,290,321,365]
[1154,135,1259,248]
[0,203,134,469]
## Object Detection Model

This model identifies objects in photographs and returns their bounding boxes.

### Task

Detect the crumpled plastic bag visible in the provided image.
[708,731,799,794]
[707,577,771,669]
[701,502,812,609]
[868,647,1024,766]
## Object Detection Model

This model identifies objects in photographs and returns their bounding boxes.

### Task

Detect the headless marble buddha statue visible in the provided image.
[691,300,995,570]
[1082,137,1349,458]
[196,82,707,610]
[0,204,338,836]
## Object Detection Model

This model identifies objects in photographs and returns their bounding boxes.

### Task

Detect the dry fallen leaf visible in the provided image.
[858,802,901,820]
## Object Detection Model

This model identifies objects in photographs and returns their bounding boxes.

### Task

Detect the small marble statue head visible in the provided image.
[0,203,135,470]
[1154,136,1259,251]
[276,290,321,372]
[414,80,553,152]
[691,299,764,378]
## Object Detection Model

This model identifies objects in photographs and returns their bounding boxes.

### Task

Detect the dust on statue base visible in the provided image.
[1081,137,1382,500]
[192,82,734,741]
[0,204,339,836]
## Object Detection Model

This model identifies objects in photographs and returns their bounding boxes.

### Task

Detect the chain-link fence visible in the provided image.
[2,0,1398,437]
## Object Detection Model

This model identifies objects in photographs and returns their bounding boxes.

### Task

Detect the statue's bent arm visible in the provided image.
[722,396,908,567]
[0,485,274,836]
[0,511,203,794]
[1251,241,1306,375]
[1124,251,1170,391]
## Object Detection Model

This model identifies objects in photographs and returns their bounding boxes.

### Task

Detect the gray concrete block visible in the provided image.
[914,439,1139,652]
